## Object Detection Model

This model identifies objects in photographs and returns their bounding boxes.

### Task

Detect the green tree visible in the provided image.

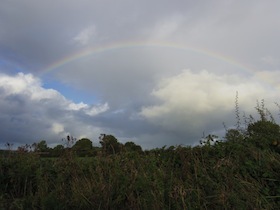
[36,140,49,152]
[225,129,245,142]
[124,141,143,153]
[72,138,93,157]
[51,144,64,157]
[99,134,122,155]
[247,120,280,149]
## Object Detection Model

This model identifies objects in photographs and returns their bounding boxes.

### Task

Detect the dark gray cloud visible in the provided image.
[0,0,280,148]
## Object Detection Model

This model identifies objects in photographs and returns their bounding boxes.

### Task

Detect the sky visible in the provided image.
[0,0,280,149]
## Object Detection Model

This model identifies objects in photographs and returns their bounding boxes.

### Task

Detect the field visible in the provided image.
[1,137,280,209]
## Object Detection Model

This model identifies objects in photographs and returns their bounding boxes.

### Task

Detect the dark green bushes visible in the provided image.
[1,137,279,209]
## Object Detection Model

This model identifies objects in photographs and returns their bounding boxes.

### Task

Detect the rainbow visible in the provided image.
[41,40,256,76]
[41,41,280,91]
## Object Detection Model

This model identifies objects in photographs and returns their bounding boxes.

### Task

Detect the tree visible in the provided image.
[72,138,93,156]
[247,120,280,149]
[225,129,244,142]
[99,134,122,155]
[124,141,143,153]
[51,144,64,157]
[36,140,49,152]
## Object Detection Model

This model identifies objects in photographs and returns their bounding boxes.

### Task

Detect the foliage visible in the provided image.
[72,138,93,157]
[99,134,122,155]
[51,144,64,157]
[123,141,143,153]
[224,129,244,142]
[247,120,280,149]
[34,140,49,152]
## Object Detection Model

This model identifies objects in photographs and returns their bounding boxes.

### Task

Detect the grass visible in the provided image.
[1,139,279,209]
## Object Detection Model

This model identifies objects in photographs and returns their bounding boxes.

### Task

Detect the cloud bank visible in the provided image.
[0,71,278,149]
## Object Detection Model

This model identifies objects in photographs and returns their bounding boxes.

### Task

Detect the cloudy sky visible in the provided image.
[1,0,280,149]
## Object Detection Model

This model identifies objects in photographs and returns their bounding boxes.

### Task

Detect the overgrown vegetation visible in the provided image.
[0,99,280,209]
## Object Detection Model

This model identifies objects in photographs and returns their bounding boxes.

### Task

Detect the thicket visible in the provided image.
[0,99,280,209]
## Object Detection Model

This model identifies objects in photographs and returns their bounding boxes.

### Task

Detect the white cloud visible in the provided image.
[0,72,39,95]
[0,73,109,115]
[140,69,279,135]
[85,103,109,116]
[0,72,67,102]
[67,102,109,116]
[0,72,109,145]
[51,123,65,134]
[73,25,97,45]
[68,102,88,111]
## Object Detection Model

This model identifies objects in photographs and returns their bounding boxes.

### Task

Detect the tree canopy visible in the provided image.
[72,138,93,157]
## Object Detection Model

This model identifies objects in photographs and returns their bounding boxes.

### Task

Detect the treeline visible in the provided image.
[1,134,143,158]
[0,101,280,209]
